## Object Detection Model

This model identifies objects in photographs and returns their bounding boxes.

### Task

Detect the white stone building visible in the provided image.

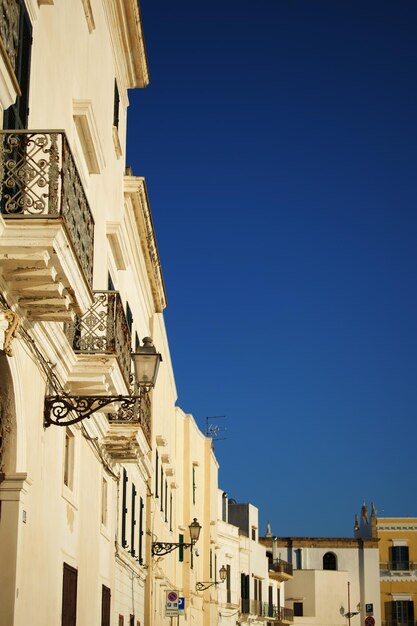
[217,494,295,626]
[260,532,381,626]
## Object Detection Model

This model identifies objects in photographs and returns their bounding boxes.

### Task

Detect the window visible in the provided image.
[222,492,228,522]
[160,467,164,512]
[107,272,115,291]
[268,586,274,618]
[101,477,108,526]
[126,302,133,335]
[138,496,144,564]
[226,564,231,604]
[63,428,75,490]
[155,451,159,497]
[251,526,256,541]
[130,483,137,557]
[62,563,78,626]
[192,466,196,504]
[295,548,302,570]
[323,552,337,570]
[164,480,168,522]
[254,578,262,603]
[178,534,184,562]
[385,600,414,626]
[113,80,120,129]
[391,546,410,571]
[129,615,134,626]
[101,585,111,626]
[169,493,173,531]
[3,1,32,130]
[241,573,250,614]
[121,468,128,548]
[118,617,124,626]
[294,602,303,617]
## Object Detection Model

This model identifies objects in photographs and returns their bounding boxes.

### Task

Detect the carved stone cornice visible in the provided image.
[124,175,167,312]
[102,0,149,89]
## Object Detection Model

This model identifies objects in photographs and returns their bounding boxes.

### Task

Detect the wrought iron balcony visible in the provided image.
[244,601,294,623]
[0,0,19,74]
[65,291,131,388]
[268,557,294,581]
[261,605,294,624]
[0,131,94,319]
[380,561,416,572]
[107,388,151,445]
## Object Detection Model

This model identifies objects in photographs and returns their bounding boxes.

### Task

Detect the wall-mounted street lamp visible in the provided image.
[196,565,227,591]
[44,337,162,427]
[152,518,202,556]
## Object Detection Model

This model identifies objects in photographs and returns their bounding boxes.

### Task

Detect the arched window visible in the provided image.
[323,552,337,570]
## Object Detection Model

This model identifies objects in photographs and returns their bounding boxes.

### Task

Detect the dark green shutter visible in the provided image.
[178,534,184,562]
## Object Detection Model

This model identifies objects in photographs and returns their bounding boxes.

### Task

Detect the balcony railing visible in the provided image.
[382,621,416,626]
[0,131,94,290]
[261,604,294,623]
[108,390,151,445]
[0,0,19,73]
[65,291,131,387]
[269,558,294,578]
[380,562,417,572]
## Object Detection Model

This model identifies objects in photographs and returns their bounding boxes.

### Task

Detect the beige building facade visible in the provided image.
[0,4,383,626]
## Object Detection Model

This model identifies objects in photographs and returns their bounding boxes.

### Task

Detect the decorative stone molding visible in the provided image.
[124,176,167,312]
[0,309,20,357]
[0,473,31,499]
[73,99,105,173]
[102,0,149,89]
[106,221,128,270]
[81,0,95,32]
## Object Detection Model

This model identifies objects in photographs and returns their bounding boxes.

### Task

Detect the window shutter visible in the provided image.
[138,496,144,564]
[62,563,78,626]
[101,585,111,626]
[122,468,128,548]
[131,483,136,557]
[178,534,184,562]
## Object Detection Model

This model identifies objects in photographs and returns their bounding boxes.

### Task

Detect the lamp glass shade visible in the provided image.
[219,565,227,582]
[189,518,201,542]
[132,337,162,387]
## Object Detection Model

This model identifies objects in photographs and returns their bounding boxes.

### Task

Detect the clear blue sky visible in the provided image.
[127,0,417,537]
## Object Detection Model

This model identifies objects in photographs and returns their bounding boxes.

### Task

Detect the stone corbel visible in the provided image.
[0,310,20,356]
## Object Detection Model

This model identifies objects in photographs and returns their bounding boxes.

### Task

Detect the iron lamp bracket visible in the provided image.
[44,393,145,427]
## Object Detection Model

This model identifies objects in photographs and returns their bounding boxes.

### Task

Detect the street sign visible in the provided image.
[166,590,179,617]
[365,616,375,626]
[178,597,185,614]
[366,604,373,614]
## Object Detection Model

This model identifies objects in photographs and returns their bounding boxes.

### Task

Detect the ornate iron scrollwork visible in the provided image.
[195,581,219,592]
[44,393,147,428]
[0,130,94,288]
[65,291,131,387]
[151,541,194,557]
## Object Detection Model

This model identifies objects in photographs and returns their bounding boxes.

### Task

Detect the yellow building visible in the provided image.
[354,504,417,626]
[377,517,417,626]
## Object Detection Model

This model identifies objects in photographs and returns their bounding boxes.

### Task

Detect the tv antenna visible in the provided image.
[205,416,227,446]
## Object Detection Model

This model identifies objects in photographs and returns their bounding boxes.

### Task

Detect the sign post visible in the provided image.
[166,590,179,617]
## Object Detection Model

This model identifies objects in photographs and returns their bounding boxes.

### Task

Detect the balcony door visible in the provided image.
[62,563,78,626]
[3,0,32,130]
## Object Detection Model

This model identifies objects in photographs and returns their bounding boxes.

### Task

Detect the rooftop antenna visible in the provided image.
[205,416,227,447]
